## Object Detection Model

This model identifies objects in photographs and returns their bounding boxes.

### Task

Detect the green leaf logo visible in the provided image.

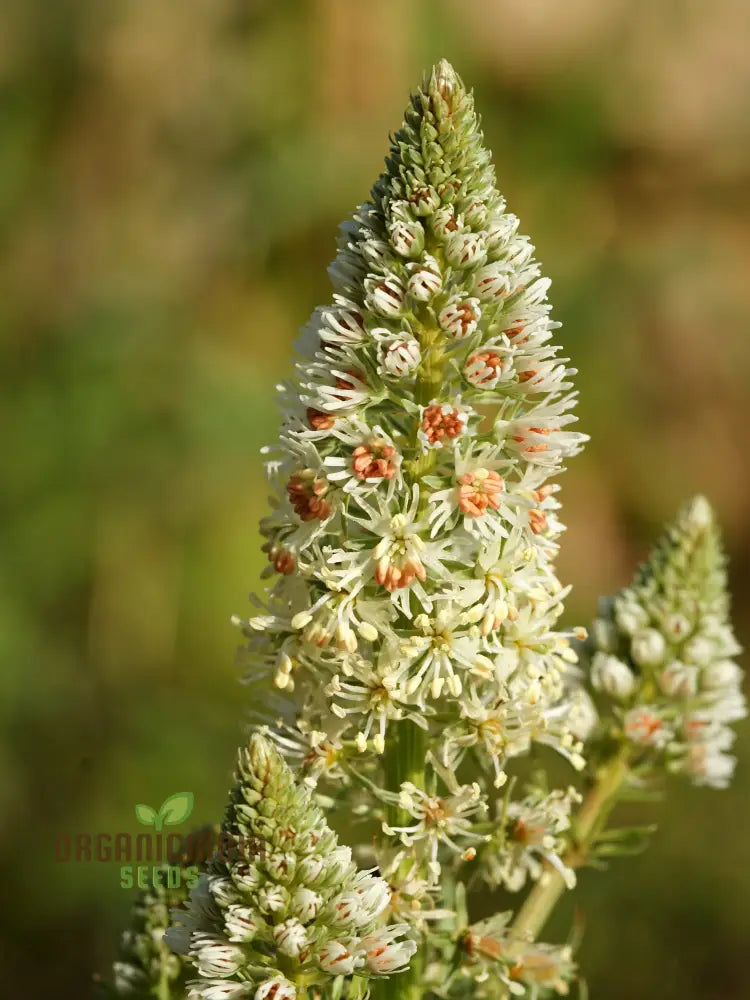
[135,792,194,832]
[135,802,158,827]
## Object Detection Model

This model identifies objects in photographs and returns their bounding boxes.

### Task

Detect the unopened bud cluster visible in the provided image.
[579,496,745,788]
[166,734,415,998]
[102,860,192,999]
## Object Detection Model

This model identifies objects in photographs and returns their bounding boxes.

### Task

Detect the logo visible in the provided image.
[135,792,194,832]
[54,791,264,891]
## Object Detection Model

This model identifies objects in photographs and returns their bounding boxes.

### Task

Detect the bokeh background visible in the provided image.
[1,1,748,997]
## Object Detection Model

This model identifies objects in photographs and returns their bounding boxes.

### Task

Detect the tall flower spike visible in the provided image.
[581,496,745,788]
[166,733,416,998]
[236,60,587,997]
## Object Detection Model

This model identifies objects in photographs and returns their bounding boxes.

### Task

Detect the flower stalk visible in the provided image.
[511,745,630,941]
[100,63,745,1000]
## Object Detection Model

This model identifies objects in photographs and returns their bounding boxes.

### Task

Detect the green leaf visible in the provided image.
[135,803,157,827]
[157,791,194,826]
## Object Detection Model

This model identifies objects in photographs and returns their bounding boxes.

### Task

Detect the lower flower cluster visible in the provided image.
[166,734,416,999]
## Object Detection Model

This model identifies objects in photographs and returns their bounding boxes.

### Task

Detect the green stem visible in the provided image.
[385,719,428,826]
[374,316,447,1000]
[153,956,171,1000]
[510,745,631,941]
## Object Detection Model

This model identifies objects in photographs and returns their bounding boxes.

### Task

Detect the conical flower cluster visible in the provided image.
[102,866,192,999]
[238,60,587,913]
[166,733,416,998]
[579,496,745,788]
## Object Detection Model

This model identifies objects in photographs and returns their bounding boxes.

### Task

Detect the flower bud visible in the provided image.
[439,298,481,339]
[473,263,509,300]
[683,635,715,667]
[258,885,288,914]
[381,338,421,377]
[429,205,457,238]
[290,888,321,923]
[591,652,636,699]
[662,612,691,642]
[407,264,442,301]
[296,855,326,887]
[463,200,488,228]
[194,937,244,978]
[658,660,699,698]
[264,852,296,884]
[255,979,296,1000]
[484,213,518,256]
[589,616,619,653]
[630,628,667,669]
[445,231,486,269]
[273,919,308,958]
[614,599,649,636]
[388,219,425,259]
[225,904,260,943]
[408,184,440,216]
[364,274,405,317]
[703,659,742,689]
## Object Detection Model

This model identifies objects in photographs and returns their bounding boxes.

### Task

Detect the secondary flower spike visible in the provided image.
[166,733,416,997]
[234,60,587,997]
[581,496,745,788]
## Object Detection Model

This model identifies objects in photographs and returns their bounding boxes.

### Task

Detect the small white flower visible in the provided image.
[358,926,418,974]
[624,706,671,747]
[384,779,487,879]
[317,940,361,976]
[296,855,327,886]
[680,736,736,789]
[325,845,355,881]
[487,788,580,892]
[567,688,599,741]
[464,348,507,389]
[430,204,458,238]
[485,212,519,256]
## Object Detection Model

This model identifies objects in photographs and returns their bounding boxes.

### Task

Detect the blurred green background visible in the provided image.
[1,1,748,997]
